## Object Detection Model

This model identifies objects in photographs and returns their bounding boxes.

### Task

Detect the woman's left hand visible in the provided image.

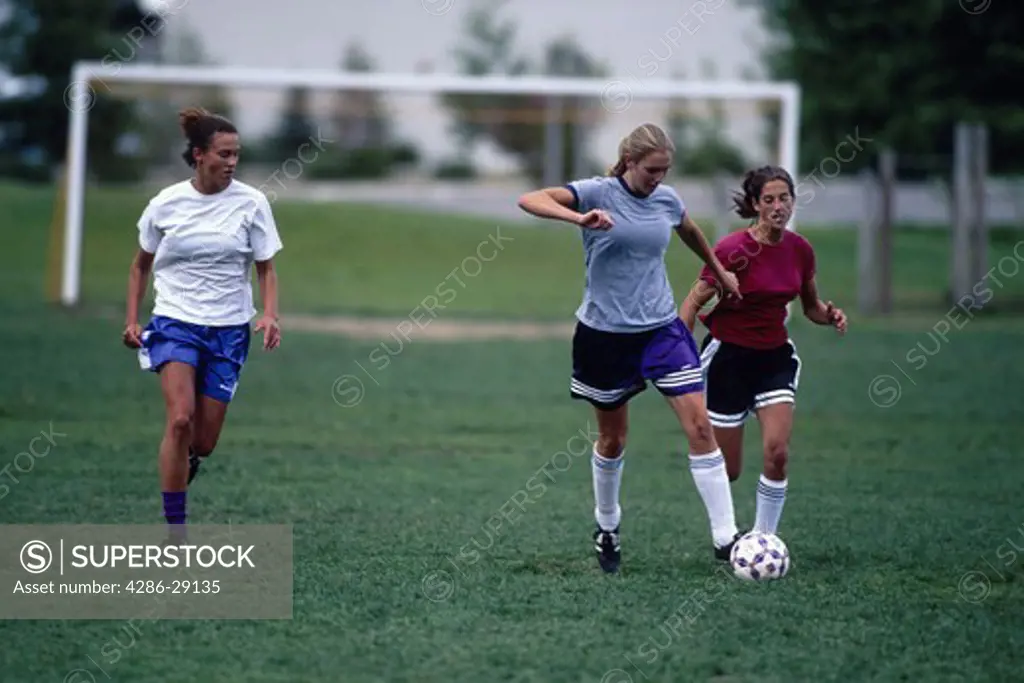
[254,315,281,350]
[826,302,847,335]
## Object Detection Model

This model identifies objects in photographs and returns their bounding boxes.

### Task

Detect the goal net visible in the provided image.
[56,61,800,307]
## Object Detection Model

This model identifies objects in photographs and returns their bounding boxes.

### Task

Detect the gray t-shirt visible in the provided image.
[566,175,686,333]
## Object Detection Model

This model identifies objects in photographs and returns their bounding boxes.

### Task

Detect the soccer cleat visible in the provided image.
[714,530,746,562]
[187,448,202,485]
[593,525,621,573]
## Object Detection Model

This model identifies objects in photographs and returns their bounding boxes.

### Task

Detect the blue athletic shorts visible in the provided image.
[138,315,251,403]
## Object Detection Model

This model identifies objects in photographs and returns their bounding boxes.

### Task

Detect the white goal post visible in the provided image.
[59,60,801,307]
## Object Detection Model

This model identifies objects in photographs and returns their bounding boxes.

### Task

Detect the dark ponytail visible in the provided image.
[179,106,237,167]
[731,170,760,219]
[731,165,795,219]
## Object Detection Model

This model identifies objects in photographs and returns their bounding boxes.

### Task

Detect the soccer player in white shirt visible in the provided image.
[122,107,283,533]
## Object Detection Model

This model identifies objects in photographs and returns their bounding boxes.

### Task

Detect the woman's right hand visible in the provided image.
[122,323,143,349]
[576,209,614,230]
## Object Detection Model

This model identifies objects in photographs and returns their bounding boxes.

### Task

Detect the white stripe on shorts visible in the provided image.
[788,337,802,390]
[570,378,643,404]
[653,367,703,390]
[752,339,800,410]
[753,389,795,410]
[700,338,745,427]
[708,409,748,428]
[699,338,721,372]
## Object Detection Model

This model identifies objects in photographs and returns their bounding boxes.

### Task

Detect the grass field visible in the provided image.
[6,182,1024,319]
[1,182,1023,682]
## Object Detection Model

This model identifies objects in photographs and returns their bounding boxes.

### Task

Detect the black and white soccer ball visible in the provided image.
[729,531,790,581]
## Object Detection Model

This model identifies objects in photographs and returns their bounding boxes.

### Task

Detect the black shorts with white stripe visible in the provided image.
[570,319,704,411]
[698,335,801,429]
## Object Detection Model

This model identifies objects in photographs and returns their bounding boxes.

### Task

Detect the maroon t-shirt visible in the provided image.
[698,229,817,349]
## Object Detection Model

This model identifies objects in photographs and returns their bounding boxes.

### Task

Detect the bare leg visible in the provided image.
[664,391,716,454]
[714,425,745,482]
[158,362,195,534]
[188,393,230,484]
[159,362,196,493]
[752,403,794,534]
[664,392,739,551]
[193,394,229,457]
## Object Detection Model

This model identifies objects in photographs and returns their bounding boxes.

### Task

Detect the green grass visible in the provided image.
[4,181,1024,319]
[1,183,1023,682]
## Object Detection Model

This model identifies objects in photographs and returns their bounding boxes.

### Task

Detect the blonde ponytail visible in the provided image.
[606,123,674,177]
[607,157,628,176]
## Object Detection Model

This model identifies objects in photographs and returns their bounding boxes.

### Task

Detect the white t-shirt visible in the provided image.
[138,179,283,326]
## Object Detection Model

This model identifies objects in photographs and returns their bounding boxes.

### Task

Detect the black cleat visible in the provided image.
[187,449,202,485]
[714,530,746,562]
[594,525,621,574]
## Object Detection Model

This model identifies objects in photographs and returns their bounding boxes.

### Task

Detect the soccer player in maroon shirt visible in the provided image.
[679,165,847,536]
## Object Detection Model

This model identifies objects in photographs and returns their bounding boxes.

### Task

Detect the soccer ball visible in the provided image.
[729,532,790,581]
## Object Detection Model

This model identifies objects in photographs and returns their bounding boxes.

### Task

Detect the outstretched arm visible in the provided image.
[517,187,582,224]
[799,276,847,334]
[517,187,612,230]
[675,214,741,299]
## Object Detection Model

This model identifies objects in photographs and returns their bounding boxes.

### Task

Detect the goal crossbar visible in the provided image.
[71,61,800,99]
[59,61,801,306]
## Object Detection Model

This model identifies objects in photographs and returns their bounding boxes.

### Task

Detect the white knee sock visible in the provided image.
[592,445,623,531]
[688,449,739,547]
[753,474,787,534]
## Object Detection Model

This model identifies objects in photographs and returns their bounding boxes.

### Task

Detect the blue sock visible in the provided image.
[162,491,187,525]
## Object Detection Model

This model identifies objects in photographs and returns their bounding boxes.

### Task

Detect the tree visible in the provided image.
[442,0,529,154]
[0,0,147,181]
[267,86,317,163]
[442,1,607,185]
[302,42,419,179]
[332,42,389,151]
[741,1,1024,177]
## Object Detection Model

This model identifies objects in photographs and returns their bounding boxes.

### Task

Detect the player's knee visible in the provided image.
[166,409,193,438]
[596,433,626,459]
[764,441,788,477]
[726,464,742,482]
[684,414,715,451]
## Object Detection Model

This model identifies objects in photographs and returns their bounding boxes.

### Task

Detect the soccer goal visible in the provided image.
[56,60,801,307]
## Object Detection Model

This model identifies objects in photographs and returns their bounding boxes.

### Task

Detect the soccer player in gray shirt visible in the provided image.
[518,123,743,573]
